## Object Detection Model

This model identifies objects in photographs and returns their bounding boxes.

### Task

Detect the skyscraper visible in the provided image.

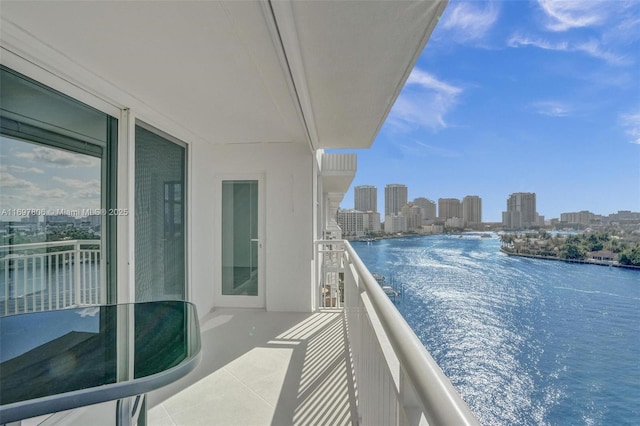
[414,197,437,222]
[354,185,377,212]
[401,203,423,230]
[502,192,537,229]
[385,184,408,217]
[438,198,461,220]
[462,195,482,225]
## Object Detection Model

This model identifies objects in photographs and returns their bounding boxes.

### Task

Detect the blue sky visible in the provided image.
[338,0,640,222]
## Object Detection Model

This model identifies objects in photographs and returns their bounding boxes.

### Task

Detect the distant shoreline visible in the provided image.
[347,232,491,242]
[500,248,640,271]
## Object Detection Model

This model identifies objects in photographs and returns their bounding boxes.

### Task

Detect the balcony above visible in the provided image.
[320,152,357,200]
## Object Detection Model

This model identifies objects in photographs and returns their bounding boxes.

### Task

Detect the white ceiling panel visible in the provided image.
[1,0,447,149]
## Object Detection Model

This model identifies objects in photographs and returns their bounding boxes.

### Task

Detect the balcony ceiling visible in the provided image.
[0,0,446,149]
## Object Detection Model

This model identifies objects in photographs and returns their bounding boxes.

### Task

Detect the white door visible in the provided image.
[215,174,264,308]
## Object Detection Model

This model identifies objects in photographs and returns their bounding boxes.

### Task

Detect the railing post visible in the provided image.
[74,240,81,306]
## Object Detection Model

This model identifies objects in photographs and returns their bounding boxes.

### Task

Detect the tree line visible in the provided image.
[500,229,640,266]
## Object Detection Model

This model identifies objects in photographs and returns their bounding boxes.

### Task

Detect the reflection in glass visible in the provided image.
[0,136,102,316]
[0,301,199,407]
[0,306,115,405]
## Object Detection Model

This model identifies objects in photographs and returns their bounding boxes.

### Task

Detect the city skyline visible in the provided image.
[345,184,636,224]
[334,0,640,222]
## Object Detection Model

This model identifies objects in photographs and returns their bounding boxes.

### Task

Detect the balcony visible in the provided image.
[320,153,357,199]
[146,241,478,426]
[0,240,102,317]
[147,309,357,426]
[1,238,477,425]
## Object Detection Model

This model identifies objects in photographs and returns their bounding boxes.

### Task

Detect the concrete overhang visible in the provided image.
[0,0,447,150]
[320,153,357,201]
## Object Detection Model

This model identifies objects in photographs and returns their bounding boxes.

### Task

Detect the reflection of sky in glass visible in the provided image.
[0,307,100,363]
[0,135,101,220]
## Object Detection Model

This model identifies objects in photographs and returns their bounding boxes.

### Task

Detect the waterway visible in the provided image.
[352,234,639,425]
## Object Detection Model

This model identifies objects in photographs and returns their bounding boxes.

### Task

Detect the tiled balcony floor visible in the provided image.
[147,309,358,426]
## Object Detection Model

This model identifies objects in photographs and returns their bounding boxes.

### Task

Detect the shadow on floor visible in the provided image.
[147,309,358,426]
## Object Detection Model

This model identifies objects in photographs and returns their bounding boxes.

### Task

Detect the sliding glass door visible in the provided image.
[134,124,186,302]
[0,66,117,316]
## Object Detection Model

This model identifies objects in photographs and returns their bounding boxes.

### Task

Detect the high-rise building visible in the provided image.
[385,184,408,217]
[384,214,407,233]
[413,197,436,222]
[363,211,381,233]
[337,209,364,236]
[438,198,461,220]
[354,185,377,213]
[401,203,423,230]
[462,195,482,225]
[502,192,537,229]
[561,211,594,226]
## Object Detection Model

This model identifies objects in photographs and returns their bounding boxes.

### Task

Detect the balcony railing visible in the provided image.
[316,239,479,425]
[316,240,345,309]
[0,240,102,316]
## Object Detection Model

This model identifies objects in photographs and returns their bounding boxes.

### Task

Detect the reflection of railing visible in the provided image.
[0,240,102,316]
[315,240,345,309]
[325,240,479,425]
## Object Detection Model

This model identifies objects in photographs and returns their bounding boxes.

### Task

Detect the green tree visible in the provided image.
[619,247,640,266]
[562,243,587,260]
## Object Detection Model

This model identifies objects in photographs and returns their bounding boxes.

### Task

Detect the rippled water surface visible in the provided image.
[352,235,639,425]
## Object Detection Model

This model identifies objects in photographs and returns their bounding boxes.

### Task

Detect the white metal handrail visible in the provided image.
[0,240,102,316]
[341,240,479,426]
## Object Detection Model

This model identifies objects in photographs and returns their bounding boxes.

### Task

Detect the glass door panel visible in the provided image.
[134,125,186,302]
[0,67,116,316]
[221,180,258,296]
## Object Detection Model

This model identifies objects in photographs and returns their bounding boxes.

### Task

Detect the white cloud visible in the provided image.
[53,176,99,189]
[531,101,573,117]
[440,1,499,43]
[8,165,45,174]
[78,307,100,318]
[387,69,462,132]
[0,171,37,190]
[619,111,640,144]
[575,39,629,66]
[16,146,97,168]
[53,177,100,199]
[406,70,462,97]
[508,34,629,66]
[34,188,68,199]
[508,34,569,51]
[537,0,608,31]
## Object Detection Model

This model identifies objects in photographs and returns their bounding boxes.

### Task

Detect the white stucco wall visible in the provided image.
[1,47,316,318]
[189,142,315,314]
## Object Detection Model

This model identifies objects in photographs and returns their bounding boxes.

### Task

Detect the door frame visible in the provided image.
[213,173,265,308]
